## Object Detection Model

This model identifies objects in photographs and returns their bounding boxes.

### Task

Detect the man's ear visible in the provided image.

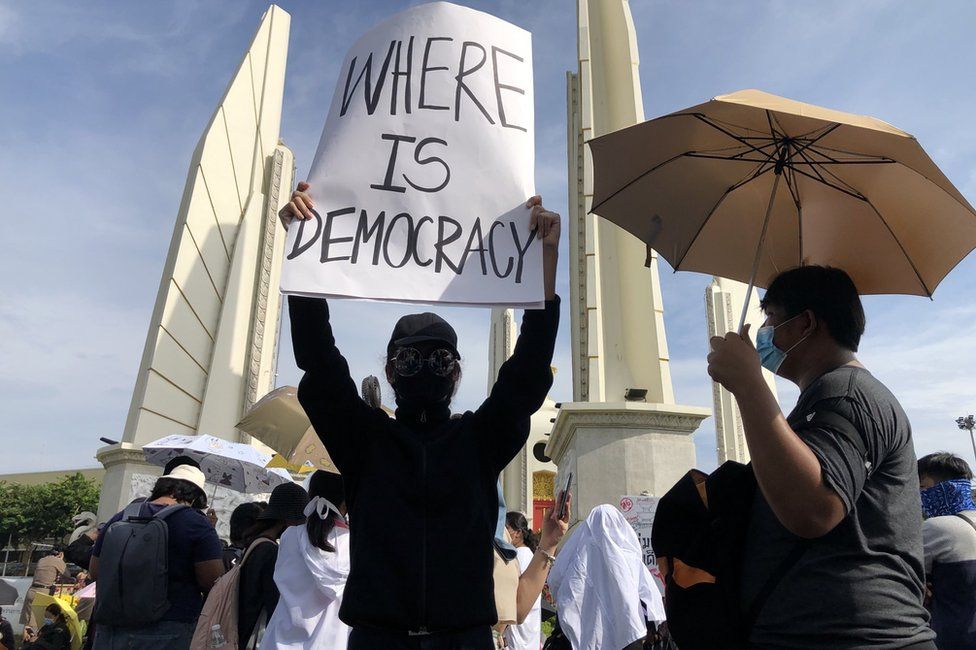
[800,309,818,337]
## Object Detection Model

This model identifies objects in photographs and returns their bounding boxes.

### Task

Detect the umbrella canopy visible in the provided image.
[589,89,976,306]
[143,434,292,494]
[237,386,339,473]
[0,578,17,605]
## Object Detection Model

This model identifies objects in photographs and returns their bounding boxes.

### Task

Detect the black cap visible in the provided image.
[387,312,460,360]
[258,482,309,522]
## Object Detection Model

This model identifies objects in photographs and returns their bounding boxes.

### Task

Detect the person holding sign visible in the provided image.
[284,183,560,649]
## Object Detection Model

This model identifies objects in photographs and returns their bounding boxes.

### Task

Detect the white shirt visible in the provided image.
[548,505,665,650]
[260,523,351,650]
[504,546,542,650]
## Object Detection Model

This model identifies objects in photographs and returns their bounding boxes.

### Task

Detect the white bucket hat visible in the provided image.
[164,464,207,492]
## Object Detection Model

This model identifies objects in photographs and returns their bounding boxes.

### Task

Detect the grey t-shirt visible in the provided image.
[739,366,935,648]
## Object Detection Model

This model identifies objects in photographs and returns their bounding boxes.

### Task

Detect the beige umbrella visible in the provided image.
[237,386,339,473]
[589,89,976,330]
[237,386,339,472]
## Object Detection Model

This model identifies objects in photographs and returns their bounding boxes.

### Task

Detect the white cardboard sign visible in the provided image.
[281,2,540,307]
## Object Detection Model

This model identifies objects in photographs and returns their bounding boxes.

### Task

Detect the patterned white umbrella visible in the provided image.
[143,434,293,493]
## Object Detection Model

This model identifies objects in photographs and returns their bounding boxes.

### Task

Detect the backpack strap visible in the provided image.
[152,504,189,521]
[954,512,976,534]
[121,501,146,521]
[240,537,275,565]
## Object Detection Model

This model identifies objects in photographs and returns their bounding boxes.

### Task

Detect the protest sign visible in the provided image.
[281,2,540,307]
[619,494,665,590]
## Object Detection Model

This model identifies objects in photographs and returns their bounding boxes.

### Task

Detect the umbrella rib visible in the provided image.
[797,157,933,296]
[811,157,869,198]
[672,162,776,270]
[766,110,787,142]
[685,153,773,164]
[692,114,772,156]
[806,143,895,163]
[791,123,841,159]
[589,151,695,214]
[783,153,804,267]
[789,165,867,201]
[791,122,842,144]
[794,147,834,187]
[811,143,976,216]
[860,194,933,297]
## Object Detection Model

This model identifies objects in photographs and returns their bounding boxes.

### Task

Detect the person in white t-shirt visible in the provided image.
[503,503,569,650]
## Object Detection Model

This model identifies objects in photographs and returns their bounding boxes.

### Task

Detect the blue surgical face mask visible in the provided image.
[43,617,55,626]
[755,314,808,374]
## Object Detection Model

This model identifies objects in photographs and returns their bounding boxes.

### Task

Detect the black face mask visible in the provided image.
[392,369,454,406]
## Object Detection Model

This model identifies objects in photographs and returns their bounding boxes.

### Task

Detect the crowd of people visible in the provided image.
[7,184,976,650]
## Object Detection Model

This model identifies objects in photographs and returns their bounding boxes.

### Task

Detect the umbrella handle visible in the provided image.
[738,171,782,334]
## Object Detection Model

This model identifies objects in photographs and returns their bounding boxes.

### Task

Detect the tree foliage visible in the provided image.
[0,473,100,545]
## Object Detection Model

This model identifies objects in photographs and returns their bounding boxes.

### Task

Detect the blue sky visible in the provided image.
[2,0,975,475]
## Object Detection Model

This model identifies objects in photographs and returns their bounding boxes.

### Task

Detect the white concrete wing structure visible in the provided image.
[549,0,709,523]
[96,6,295,520]
[489,308,558,529]
[705,278,778,464]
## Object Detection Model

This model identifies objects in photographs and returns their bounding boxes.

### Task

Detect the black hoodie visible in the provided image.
[289,295,559,632]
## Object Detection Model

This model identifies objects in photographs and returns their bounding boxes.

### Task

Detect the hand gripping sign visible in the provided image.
[281,2,541,307]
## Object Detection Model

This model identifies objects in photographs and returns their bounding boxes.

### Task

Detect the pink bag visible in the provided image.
[190,538,274,650]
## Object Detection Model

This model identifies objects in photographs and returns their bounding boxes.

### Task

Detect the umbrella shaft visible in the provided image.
[739,171,783,333]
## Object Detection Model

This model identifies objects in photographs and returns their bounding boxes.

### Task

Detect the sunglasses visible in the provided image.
[391,347,458,377]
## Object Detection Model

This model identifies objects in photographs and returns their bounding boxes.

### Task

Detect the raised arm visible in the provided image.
[290,295,380,474]
[282,182,382,474]
[707,326,848,538]
[474,196,561,472]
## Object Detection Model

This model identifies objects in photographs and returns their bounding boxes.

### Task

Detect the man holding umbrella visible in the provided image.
[708,265,935,648]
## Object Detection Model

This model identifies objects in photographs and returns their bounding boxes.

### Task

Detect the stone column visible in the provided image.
[547,403,709,523]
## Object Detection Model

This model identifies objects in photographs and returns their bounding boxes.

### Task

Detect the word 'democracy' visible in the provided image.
[281,2,540,307]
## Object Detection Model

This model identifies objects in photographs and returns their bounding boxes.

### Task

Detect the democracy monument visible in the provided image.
[94,1,744,528]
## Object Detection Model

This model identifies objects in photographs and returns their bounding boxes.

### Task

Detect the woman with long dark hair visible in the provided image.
[262,470,351,649]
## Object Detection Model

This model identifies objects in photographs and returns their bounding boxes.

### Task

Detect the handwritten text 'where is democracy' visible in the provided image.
[288,34,536,283]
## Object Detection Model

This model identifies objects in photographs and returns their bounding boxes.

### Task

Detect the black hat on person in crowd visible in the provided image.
[387,312,460,360]
[258,482,309,522]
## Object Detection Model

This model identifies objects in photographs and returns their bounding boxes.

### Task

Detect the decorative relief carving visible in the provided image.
[533,470,555,500]
[243,149,285,413]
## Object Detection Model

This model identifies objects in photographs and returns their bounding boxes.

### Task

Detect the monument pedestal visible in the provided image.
[546,402,710,523]
[96,443,162,521]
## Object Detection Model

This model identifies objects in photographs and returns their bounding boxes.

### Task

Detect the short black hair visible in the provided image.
[918,452,973,483]
[760,266,865,352]
[164,455,200,475]
[150,476,207,509]
[229,502,264,545]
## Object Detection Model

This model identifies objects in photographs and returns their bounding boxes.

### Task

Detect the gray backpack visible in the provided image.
[93,501,186,627]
